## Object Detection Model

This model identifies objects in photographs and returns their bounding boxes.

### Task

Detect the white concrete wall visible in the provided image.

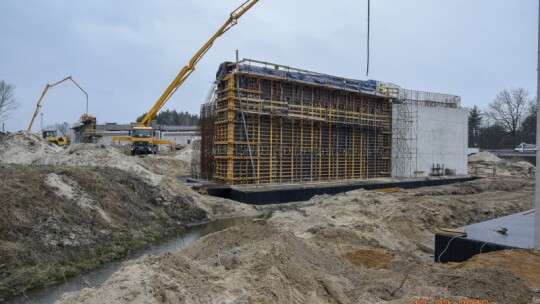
[416,105,468,176]
[161,131,198,145]
[392,103,468,177]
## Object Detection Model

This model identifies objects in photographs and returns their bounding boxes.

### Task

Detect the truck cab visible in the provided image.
[130,126,157,155]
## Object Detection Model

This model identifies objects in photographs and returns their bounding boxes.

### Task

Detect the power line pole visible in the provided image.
[40,112,43,132]
[535,0,540,250]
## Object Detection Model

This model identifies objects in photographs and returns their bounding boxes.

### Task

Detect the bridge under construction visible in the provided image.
[199,59,397,185]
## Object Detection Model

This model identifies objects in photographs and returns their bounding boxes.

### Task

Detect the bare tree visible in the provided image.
[0,81,19,123]
[519,100,537,144]
[487,88,532,145]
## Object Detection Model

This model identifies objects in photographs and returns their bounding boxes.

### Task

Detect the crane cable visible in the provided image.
[366,0,370,76]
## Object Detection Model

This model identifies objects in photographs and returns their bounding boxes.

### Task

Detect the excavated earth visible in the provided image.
[468,151,536,177]
[2,133,539,303]
[58,177,539,304]
[0,133,258,301]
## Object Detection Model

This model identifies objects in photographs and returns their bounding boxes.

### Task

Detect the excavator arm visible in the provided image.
[138,0,259,127]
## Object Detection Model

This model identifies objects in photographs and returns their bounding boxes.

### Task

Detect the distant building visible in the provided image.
[71,122,198,149]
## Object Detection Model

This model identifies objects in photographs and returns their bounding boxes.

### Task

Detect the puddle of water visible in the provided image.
[9,217,253,304]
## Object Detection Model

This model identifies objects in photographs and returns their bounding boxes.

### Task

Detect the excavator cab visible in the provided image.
[42,130,68,146]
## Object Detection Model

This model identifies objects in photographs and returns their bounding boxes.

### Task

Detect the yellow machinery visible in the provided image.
[113,0,259,155]
[41,130,68,146]
[27,76,88,147]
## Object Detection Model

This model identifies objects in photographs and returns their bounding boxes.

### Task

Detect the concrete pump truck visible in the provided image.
[113,0,259,155]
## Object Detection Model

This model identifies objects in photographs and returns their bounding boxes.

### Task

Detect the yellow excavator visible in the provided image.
[27,76,88,147]
[112,0,259,155]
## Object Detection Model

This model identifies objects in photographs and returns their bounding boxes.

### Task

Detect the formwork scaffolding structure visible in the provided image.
[199,94,216,180]
[200,59,397,185]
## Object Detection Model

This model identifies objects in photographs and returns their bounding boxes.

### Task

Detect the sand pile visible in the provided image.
[0,131,62,164]
[449,249,540,288]
[468,151,501,163]
[59,222,374,303]
[58,178,536,303]
[34,142,255,220]
[136,155,191,178]
[267,179,531,258]
[468,151,535,177]
[412,177,531,196]
[58,221,534,304]
[0,164,213,300]
[174,141,194,162]
[115,141,197,179]
[38,144,162,185]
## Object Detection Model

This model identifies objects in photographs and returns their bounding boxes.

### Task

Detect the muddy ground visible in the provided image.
[58,177,539,304]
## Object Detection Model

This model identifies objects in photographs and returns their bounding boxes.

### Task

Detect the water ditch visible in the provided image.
[10,217,253,304]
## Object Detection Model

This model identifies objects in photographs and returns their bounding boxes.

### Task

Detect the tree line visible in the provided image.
[136,109,199,126]
[469,88,537,149]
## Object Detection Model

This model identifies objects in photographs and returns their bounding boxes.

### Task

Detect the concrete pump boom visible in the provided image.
[27,76,89,131]
[138,0,259,127]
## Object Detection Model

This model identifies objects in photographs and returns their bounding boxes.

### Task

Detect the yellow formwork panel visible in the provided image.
[201,70,392,185]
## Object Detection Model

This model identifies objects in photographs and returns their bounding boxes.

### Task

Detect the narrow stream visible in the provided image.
[10,217,253,304]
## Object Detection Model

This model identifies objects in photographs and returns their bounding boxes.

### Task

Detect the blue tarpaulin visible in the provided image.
[239,65,377,93]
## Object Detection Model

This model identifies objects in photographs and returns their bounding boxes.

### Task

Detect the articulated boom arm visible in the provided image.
[139,0,259,127]
[27,76,89,131]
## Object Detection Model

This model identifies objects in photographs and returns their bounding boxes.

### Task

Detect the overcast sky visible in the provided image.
[0,0,537,131]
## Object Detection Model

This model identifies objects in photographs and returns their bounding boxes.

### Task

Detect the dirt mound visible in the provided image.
[501,160,536,176]
[58,177,536,303]
[174,140,194,162]
[38,144,162,185]
[468,151,501,162]
[468,152,536,177]
[411,177,532,196]
[267,177,532,257]
[58,219,534,304]
[136,155,191,178]
[469,159,536,177]
[0,131,62,164]
[59,222,372,303]
[113,142,196,179]
[432,268,532,303]
[0,164,209,300]
[450,249,540,288]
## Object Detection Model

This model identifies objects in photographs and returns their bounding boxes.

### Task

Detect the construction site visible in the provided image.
[0,130,538,303]
[198,59,467,187]
[1,1,539,303]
